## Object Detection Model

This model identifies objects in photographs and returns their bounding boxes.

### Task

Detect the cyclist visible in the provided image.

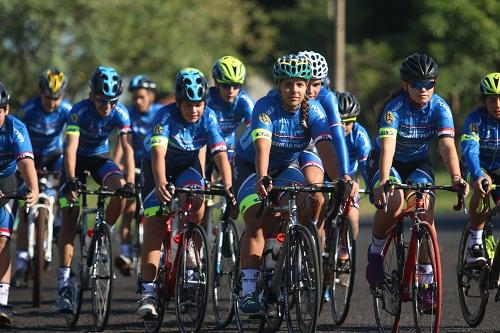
[0,81,39,325]
[55,66,135,313]
[114,74,162,276]
[12,68,72,288]
[233,54,348,313]
[460,72,500,267]
[136,68,234,319]
[365,53,468,310]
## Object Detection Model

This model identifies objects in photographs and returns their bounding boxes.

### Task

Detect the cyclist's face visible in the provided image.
[403,80,435,105]
[41,94,62,113]
[0,105,9,127]
[91,94,117,117]
[342,121,355,136]
[485,95,500,120]
[217,83,241,103]
[179,100,205,123]
[279,78,307,110]
[307,79,322,99]
[132,88,154,113]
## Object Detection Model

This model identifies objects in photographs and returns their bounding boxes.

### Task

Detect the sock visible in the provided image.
[15,251,29,272]
[419,264,434,284]
[468,228,483,247]
[0,283,9,305]
[121,244,131,258]
[370,235,387,254]
[141,282,156,298]
[241,269,259,296]
[58,266,71,289]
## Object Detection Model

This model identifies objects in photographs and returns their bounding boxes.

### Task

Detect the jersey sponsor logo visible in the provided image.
[258,113,271,125]
[71,113,79,123]
[13,128,25,143]
[469,122,479,134]
[153,124,163,135]
[384,111,395,124]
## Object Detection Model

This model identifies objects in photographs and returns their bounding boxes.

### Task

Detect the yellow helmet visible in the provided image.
[480,72,500,95]
[212,56,246,85]
[39,68,68,98]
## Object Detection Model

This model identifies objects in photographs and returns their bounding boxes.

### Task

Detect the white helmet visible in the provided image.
[298,51,329,80]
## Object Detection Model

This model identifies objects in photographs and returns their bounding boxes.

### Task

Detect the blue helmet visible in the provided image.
[89,66,123,100]
[0,81,9,107]
[128,74,157,92]
[174,68,208,102]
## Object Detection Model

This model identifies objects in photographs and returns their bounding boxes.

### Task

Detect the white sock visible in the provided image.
[141,282,156,298]
[120,244,131,258]
[58,266,71,289]
[468,228,483,247]
[15,251,29,271]
[370,235,387,254]
[241,269,259,296]
[419,264,434,284]
[0,283,9,305]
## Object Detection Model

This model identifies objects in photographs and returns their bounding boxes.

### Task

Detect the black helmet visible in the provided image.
[38,68,68,98]
[336,91,360,118]
[0,81,10,107]
[128,74,157,92]
[400,53,439,81]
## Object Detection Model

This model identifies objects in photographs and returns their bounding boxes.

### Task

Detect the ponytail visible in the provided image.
[300,94,310,130]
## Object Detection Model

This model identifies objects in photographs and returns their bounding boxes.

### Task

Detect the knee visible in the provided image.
[0,236,10,252]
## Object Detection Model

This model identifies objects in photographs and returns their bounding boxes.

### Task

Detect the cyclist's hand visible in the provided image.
[452,175,469,198]
[225,186,239,219]
[374,181,390,209]
[256,176,272,199]
[343,175,358,197]
[0,191,4,199]
[64,177,80,202]
[117,182,135,198]
[156,182,174,203]
[24,187,38,208]
[472,175,491,198]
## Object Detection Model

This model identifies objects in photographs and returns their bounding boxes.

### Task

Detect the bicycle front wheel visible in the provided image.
[284,224,320,333]
[456,222,488,327]
[64,224,85,327]
[373,224,403,333]
[90,223,113,331]
[143,238,167,333]
[211,218,239,328]
[33,208,47,307]
[411,223,442,333]
[175,222,210,333]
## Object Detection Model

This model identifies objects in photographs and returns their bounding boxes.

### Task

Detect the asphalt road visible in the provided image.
[7,210,500,332]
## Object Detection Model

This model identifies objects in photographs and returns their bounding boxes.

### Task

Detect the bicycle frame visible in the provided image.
[27,191,55,264]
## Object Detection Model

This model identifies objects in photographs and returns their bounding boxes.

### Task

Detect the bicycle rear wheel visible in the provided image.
[33,208,47,307]
[90,223,113,331]
[456,222,489,327]
[373,224,403,333]
[175,222,210,333]
[411,223,442,333]
[64,224,85,327]
[328,217,355,325]
[285,224,320,333]
[211,218,239,328]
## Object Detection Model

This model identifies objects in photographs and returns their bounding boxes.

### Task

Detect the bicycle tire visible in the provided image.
[411,222,442,333]
[233,231,265,333]
[211,218,239,328]
[143,238,168,333]
[373,223,403,333]
[284,224,320,333]
[174,222,211,333]
[329,217,356,325]
[32,207,47,307]
[63,223,85,327]
[90,222,113,331]
[456,222,488,327]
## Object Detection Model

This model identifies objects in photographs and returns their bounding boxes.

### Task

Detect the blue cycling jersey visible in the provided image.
[65,99,131,156]
[346,122,371,184]
[315,87,350,175]
[461,107,500,180]
[0,115,34,177]
[235,92,332,170]
[206,87,253,149]
[16,97,72,156]
[376,92,455,162]
[145,103,227,168]
[128,103,163,164]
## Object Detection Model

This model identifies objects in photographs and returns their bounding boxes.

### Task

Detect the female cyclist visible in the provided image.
[136,68,234,318]
[233,54,346,313]
[365,53,468,311]
[460,72,500,267]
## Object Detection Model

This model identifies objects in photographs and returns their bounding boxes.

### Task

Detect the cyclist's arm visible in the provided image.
[378,136,396,184]
[316,140,340,179]
[213,151,232,189]
[151,145,167,187]
[438,137,462,180]
[198,144,207,179]
[17,157,39,207]
[112,136,124,166]
[64,133,79,179]
[119,133,135,184]
[254,139,271,179]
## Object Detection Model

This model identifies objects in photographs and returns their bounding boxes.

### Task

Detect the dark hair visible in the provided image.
[300,94,310,135]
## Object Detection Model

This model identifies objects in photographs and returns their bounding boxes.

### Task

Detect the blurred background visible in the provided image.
[0,0,498,149]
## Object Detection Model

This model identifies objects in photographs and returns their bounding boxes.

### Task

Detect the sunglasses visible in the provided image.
[220,83,241,90]
[95,97,118,106]
[409,80,435,90]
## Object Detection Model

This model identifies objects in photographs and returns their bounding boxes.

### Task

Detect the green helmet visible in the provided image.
[480,72,500,95]
[273,54,311,82]
[212,56,246,85]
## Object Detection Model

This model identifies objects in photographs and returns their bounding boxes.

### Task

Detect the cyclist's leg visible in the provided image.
[13,201,28,288]
[176,165,206,224]
[115,199,135,276]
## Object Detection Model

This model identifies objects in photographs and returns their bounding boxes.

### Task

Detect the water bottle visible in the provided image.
[264,238,277,271]
[170,229,180,265]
